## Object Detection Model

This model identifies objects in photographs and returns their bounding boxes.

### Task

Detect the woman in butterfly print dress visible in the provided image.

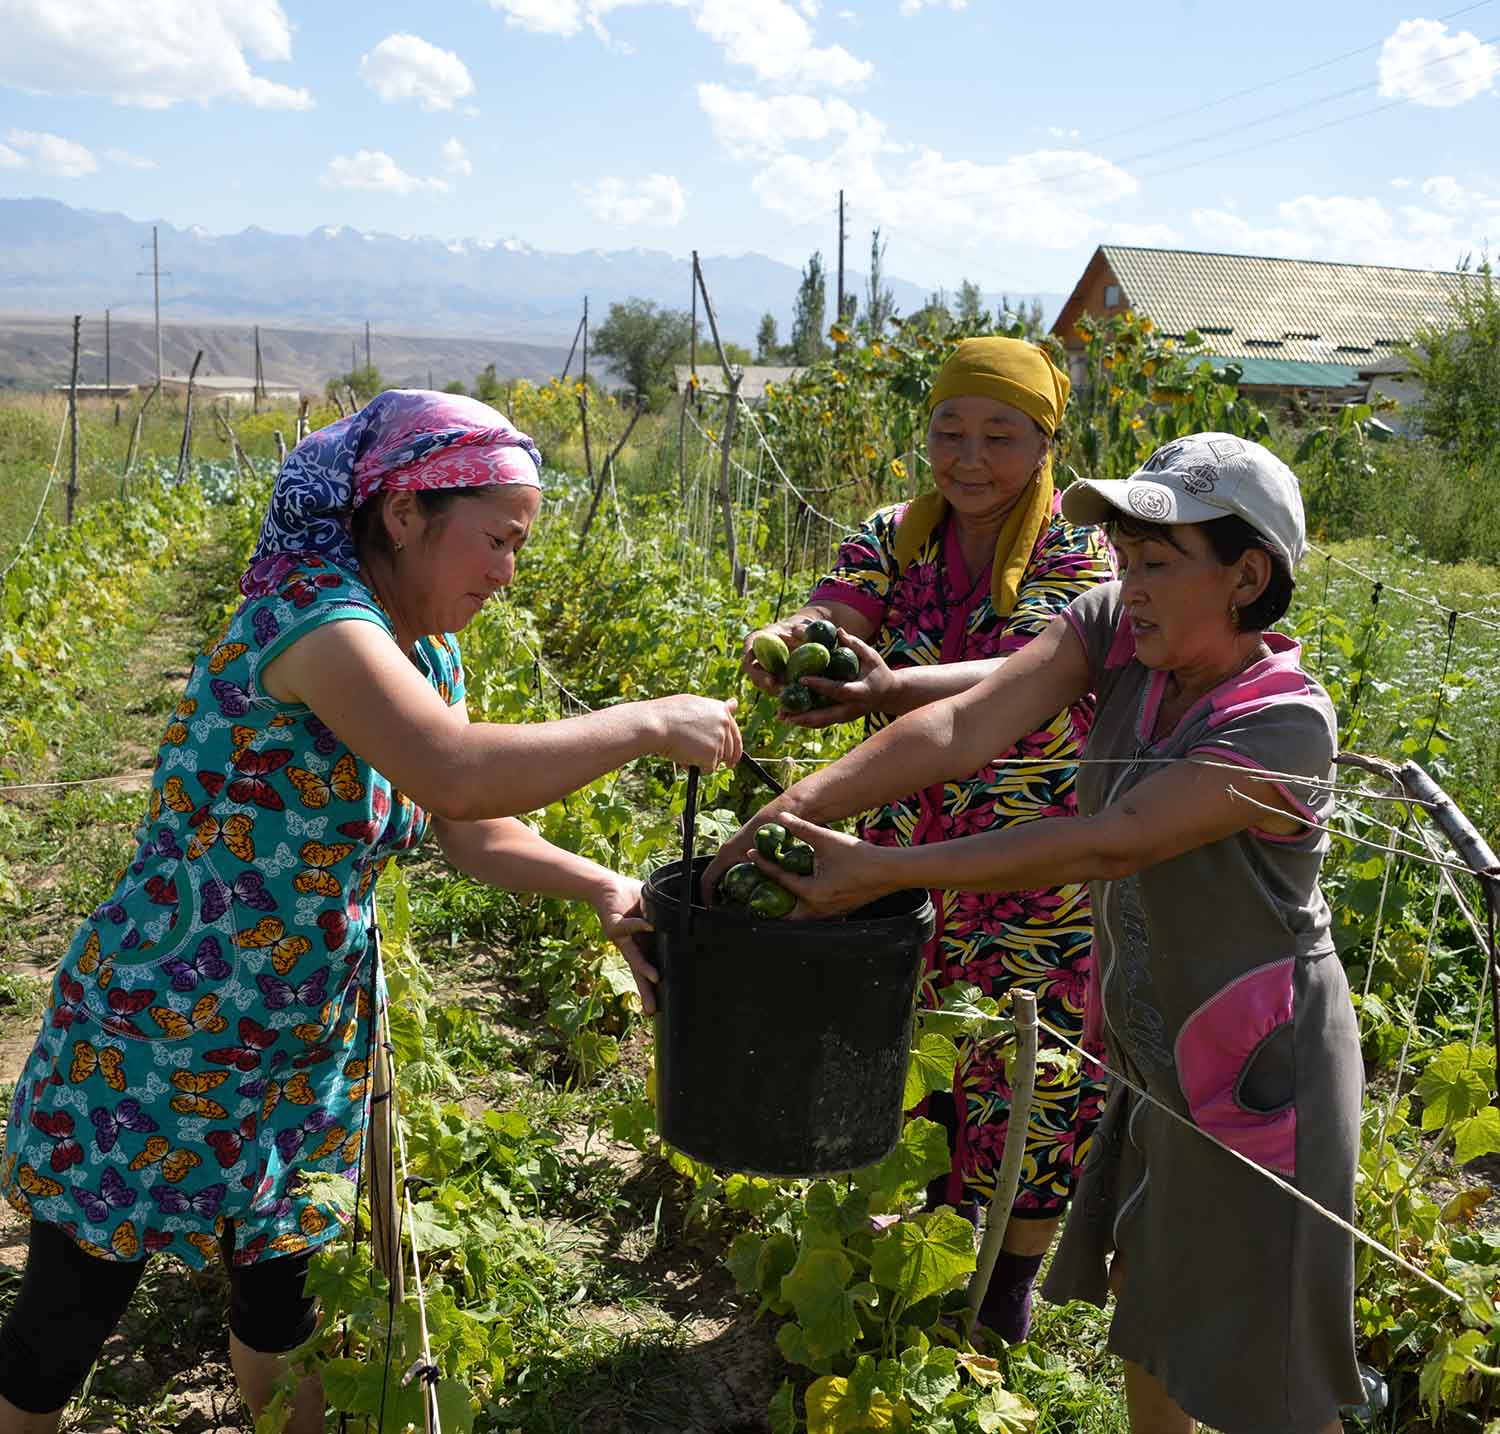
[0,390,743,1432]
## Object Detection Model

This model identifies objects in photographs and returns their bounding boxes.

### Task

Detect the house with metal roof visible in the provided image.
[1051,245,1469,406]
[673,363,803,403]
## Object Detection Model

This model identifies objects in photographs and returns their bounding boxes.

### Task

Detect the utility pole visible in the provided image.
[836,189,847,327]
[351,339,357,375]
[105,307,111,391]
[136,228,166,384]
[253,325,265,413]
[364,319,371,374]
[581,295,589,387]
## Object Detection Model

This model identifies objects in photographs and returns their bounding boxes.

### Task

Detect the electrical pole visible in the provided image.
[836,189,846,327]
[105,307,111,391]
[253,325,264,413]
[364,319,371,374]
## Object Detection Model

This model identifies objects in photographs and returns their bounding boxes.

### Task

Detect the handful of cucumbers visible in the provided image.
[714,822,815,918]
[753,618,861,718]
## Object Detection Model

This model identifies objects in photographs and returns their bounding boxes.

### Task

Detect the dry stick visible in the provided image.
[273,430,287,466]
[296,396,309,443]
[965,989,1037,1332]
[213,407,252,483]
[344,384,360,415]
[65,315,81,524]
[368,1025,405,1302]
[577,397,647,550]
[692,253,746,593]
[174,350,204,484]
[119,380,161,499]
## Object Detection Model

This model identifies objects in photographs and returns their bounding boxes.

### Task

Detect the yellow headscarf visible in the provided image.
[893,336,1071,615]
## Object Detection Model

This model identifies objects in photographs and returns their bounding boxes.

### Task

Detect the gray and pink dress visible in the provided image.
[1043,581,1364,1433]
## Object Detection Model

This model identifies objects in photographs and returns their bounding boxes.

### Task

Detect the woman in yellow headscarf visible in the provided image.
[740,337,1114,1339]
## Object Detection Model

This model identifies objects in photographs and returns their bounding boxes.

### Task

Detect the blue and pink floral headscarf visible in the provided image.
[240,389,542,598]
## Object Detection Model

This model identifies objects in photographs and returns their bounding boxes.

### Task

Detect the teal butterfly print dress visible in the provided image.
[2,560,462,1267]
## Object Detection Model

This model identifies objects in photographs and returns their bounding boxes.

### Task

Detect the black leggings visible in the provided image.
[0,1220,318,1415]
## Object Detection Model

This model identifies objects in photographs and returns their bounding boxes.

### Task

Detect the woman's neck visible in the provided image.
[360,553,418,652]
[949,500,1021,579]
[1167,633,1271,706]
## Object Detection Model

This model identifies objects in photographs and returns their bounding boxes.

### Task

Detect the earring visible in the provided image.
[1228,601,1241,631]
[393,539,405,553]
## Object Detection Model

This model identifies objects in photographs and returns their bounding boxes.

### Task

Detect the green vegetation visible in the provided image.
[1,286,1499,1430]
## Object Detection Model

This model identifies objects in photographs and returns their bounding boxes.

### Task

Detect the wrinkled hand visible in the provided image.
[650,694,743,771]
[740,619,801,697]
[592,874,658,1014]
[781,630,899,730]
[744,812,895,920]
[702,798,788,904]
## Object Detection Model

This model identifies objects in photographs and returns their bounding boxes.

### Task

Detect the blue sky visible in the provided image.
[1,0,1497,297]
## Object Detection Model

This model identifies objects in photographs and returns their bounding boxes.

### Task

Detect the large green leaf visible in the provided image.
[899,1342,960,1414]
[1453,1107,1500,1166]
[781,1248,863,1361]
[904,1032,960,1110]
[869,1210,976,1306]
[973,1387,1037,1432]
[1417,1045,1493,1131]
[805,1373,912,1433]
[853,1118,953,1212]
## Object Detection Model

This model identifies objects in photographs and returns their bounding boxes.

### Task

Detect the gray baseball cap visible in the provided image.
[1061,432,1308,568]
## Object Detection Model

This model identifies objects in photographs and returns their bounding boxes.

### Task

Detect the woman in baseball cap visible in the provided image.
[714,432,1361,1434]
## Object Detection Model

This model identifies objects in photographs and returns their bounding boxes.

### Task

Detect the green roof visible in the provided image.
[1070,245,1470,366]
[1209,356,1364,388]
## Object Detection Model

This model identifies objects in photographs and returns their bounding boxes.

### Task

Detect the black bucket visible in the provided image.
[645,854,934,1177]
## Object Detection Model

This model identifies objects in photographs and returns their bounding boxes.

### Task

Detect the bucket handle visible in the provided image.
[679,764,700,952]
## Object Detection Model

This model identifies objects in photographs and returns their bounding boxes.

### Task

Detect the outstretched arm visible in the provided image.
[704,613,1091,894]
[263,619,742,822]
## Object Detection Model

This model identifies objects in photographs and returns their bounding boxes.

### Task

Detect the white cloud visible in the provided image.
[0,0,312,109]
[0,143,25,170]
[1377,18,1499,107]
[1390,177,1413,189]
[1047,125,1080,140]
[487,0,871,87]
[3,129,98,178]
[360,33,475,111]
[899,0,968,14]
[694,0,871,89]
[752,137,1141,250]
[321,150,448,196]
[487,0,588,36]
[576,172,687,226]
[441,138,473,177]
[696,83,878,160]
[103,147,156,170]
[1191,181,1500,269]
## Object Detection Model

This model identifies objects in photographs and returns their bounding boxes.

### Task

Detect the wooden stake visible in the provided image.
[966,990,1038,1331]
[692,255,745,591]
[66,315,80,524]
[273,429,287,466]
[175,349,204,484]
[577,397,646,550]
[121,380,161,498]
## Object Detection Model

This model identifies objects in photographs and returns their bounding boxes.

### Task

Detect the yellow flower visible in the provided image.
[831,369,845,384]
[870,342,883,356]
[861,442,877,461]
[830,325,849,344]
[1143,360,1157,377]
[764,381,775,397]
[1130,417,1145,431]
[1140,318,1155,333]
[1109,385,1123,402]
[820,409,833,425]
[1102,356,1115,370]
[704,426,718,442]
[891,457,908,479]
[688,373,699,390]
[1163,338,1176,351]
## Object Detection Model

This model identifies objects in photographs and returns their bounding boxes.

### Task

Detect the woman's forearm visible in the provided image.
[886,658,1004,714]
[434,815,617,900]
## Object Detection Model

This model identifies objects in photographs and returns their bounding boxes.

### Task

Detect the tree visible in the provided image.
[441,379,468,395]
[791,251,830,365]
[473,363,504,405]
[956,279,988,327]
[326,363,383,402]
[1405,256,1499,464]
[906,289,953,337]
[756,312,782,363]
[864,228,895,337]
[995,293,1046,339]
[592,298,694,402]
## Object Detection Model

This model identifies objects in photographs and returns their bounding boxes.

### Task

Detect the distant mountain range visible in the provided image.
[0,197,1063,370]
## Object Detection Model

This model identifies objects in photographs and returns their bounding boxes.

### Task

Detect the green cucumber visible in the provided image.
[803,618,838,649]
[785,642,831,682]
[825,645,860,682]
[755,823,787,858]
[752,632,789,677]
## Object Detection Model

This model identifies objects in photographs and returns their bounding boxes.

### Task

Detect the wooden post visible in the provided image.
[836,188,846,327]
[715,372,745,593]
[692,255,745,591]
[577,397,646,550]
[175,349,204,484]
[104,307,111,396]
[296,396,309,443]
[273,429,287,466]
[120,379,161,498]
[966,990,1038,1331]
[66,315,80,523]
[253,325,264,414]
[581,295,589,388]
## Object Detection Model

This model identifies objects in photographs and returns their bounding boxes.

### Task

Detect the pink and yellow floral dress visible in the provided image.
[810,493,1113,1215]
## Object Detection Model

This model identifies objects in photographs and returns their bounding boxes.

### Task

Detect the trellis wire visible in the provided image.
[0,404,71,583]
